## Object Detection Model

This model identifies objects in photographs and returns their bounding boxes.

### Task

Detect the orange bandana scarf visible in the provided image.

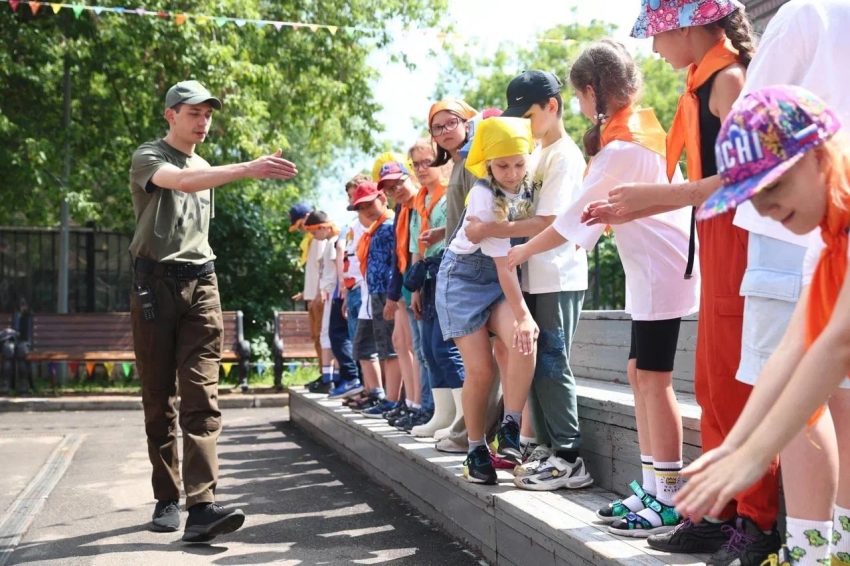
[413,183,446,255]
[395,204,413,273]
[601,106,667,157]
[666,38,739,181]
[356,209,394,277]
[806,163,850,425]
[304,222,341,237]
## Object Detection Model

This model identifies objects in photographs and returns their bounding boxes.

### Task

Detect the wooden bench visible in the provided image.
[272,310,316,388]
[26,311,251,387]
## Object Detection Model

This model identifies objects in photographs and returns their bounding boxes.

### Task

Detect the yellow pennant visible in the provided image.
[222,362,233,377]
[308,24,319,33]
[50,3,61,14]
[327,25,338,35]
[104,362,115,377]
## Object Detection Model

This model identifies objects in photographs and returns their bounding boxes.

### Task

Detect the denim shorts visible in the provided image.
[435,249,504,340]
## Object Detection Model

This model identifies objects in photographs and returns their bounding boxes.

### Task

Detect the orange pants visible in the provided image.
[694,212,780,531]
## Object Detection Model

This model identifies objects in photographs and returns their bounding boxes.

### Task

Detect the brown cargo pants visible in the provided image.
[131,271,223,509]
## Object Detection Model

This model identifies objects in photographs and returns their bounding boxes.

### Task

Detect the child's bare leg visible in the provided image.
[455,328,495,443]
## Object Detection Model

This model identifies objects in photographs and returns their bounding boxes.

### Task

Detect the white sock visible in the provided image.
[641,455,656,496]
[323,364,334,376]
[411,402,421,410]
[620,456,654,513]
[653,460,683,507]
[785,516,833,566]
[834,505,850,559]
[520,435,537,448]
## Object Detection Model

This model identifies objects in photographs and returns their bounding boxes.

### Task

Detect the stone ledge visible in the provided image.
[0,393,289,412]
[289,384,708,566]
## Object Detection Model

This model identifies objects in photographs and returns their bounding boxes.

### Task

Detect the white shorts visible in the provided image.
[738,233,850,389]
[320,295,332,350]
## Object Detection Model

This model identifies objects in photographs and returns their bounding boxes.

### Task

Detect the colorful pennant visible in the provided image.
[85,361,95,377]
[121,362,132,378]
[222,362,233,377]
[104,362,115,377]
[0,0,578,47]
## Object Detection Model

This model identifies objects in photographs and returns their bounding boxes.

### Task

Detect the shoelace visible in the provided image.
[721,522,755,554]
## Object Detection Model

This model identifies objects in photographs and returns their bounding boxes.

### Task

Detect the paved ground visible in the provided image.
[0,408,484,565]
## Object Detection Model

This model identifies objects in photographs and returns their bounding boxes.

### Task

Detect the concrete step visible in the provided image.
[290,381,708,566]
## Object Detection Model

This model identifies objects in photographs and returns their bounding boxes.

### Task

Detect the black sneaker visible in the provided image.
[182,503,246,543]
[707,517,780,566]
[306,376,324,392]
[648,518,735,554]
[312,380,332,395]
[494,417,522,464]
[463,445,497,485]
[151,499,180,532]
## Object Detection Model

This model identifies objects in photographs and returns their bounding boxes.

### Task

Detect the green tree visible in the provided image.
[0,0,445,337]
[435,19,683,309]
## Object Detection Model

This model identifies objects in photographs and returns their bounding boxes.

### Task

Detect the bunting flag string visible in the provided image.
[256,362,266,376]
[0,0,578,47]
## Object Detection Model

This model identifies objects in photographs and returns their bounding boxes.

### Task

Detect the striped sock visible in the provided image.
[654,460,683,506]
[620,456,654,513]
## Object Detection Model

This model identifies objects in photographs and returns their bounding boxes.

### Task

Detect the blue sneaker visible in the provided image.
[328,380,364,400]
[361,399,396,419]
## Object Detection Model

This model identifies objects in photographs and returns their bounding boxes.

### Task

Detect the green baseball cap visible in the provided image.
[164,80,222,110]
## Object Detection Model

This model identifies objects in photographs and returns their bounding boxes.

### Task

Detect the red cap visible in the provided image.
[347,182,382,211]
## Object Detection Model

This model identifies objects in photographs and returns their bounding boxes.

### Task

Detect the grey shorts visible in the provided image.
[352,294,396,361]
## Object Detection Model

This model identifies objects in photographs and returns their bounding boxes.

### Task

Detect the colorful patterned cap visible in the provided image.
[630,0,743,39]
[698,85,841,221]
[377,161,410,190]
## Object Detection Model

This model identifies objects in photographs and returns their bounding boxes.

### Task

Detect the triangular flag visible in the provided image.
[272,21,284,31]
[214,16,227,27]
[254,20,268,28]
[29,1,42,15]
[256,362,266,375]
[122,362,132,378]
[327,26,338,35]
[50,3,61,14]
[112,7,125,15]
[134,7,145,16]
[234,19,247,27]
[93,6,105,15]
[85,362,95,377]
[307,24,319,33]
[48,362,57,376]
[9,0,20,13]
[222,362,233,377]
[175,13,186,25]
[104,362,115,377]
[72,4,84,18]
[68,361,80,377]
[157,11,169,19]
[291,23,303,30]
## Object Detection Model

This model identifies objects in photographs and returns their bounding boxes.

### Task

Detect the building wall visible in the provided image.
[741,0,790,32]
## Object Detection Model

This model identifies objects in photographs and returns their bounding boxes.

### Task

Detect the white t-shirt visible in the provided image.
[449,182,527,258]
[302,237,327,301]
[554,141,700,321]
[344,218,367,288]
[734,0,850,244]
[319,235,338,295]
[522,137,589,294]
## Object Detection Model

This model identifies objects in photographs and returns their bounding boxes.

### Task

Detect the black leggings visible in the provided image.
[628,318,682,372]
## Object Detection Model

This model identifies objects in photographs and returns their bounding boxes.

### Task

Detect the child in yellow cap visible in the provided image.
[434,116,538,485]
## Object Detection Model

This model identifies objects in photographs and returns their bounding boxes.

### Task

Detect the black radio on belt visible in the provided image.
[135,286,157,321]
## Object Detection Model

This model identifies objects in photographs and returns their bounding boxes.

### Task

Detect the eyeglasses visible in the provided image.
[383,178,407,193]
[411,160,434,170]
[429,116,462,137]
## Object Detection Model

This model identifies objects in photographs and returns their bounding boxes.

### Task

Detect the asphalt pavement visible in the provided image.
[0,408,484,565]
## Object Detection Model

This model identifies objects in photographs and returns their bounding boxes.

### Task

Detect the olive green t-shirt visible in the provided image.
[444,156,478,245]
[129,139,216,264]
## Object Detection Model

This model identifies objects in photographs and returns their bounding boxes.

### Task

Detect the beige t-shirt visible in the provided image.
[129,139,215,264]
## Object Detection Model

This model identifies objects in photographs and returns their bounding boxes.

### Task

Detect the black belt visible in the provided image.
[134,257,215,280]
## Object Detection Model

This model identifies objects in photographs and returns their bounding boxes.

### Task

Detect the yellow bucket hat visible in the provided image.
[464,117,534,179]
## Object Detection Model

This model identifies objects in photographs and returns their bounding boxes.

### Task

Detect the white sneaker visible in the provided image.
[434,436,467,454]
[513,456,594,491]
[513,444,553,477]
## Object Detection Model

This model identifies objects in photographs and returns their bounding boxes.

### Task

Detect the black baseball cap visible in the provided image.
[502,71,562,118]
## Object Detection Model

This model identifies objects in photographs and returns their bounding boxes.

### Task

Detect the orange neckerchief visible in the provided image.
[601,106,667,157]
[356,209,394,277]
[666,38,739,181]
[304,222,341,236]
[395,204,413,273]
[413,183,446,255]
[805,162,850,425]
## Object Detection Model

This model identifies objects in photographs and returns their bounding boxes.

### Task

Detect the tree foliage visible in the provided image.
[435,19,684,309]
[0,0,444,335]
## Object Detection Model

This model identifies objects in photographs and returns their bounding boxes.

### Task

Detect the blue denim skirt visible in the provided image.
[435,249,504,340]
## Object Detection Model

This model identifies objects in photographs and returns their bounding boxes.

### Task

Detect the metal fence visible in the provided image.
[0,226,133,313]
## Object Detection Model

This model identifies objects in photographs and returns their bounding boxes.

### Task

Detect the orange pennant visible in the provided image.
[85,362,95,377]
[175,13,186,25]
[29,1,42,15]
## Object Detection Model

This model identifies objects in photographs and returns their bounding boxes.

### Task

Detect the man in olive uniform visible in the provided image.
[129,80,297,542]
